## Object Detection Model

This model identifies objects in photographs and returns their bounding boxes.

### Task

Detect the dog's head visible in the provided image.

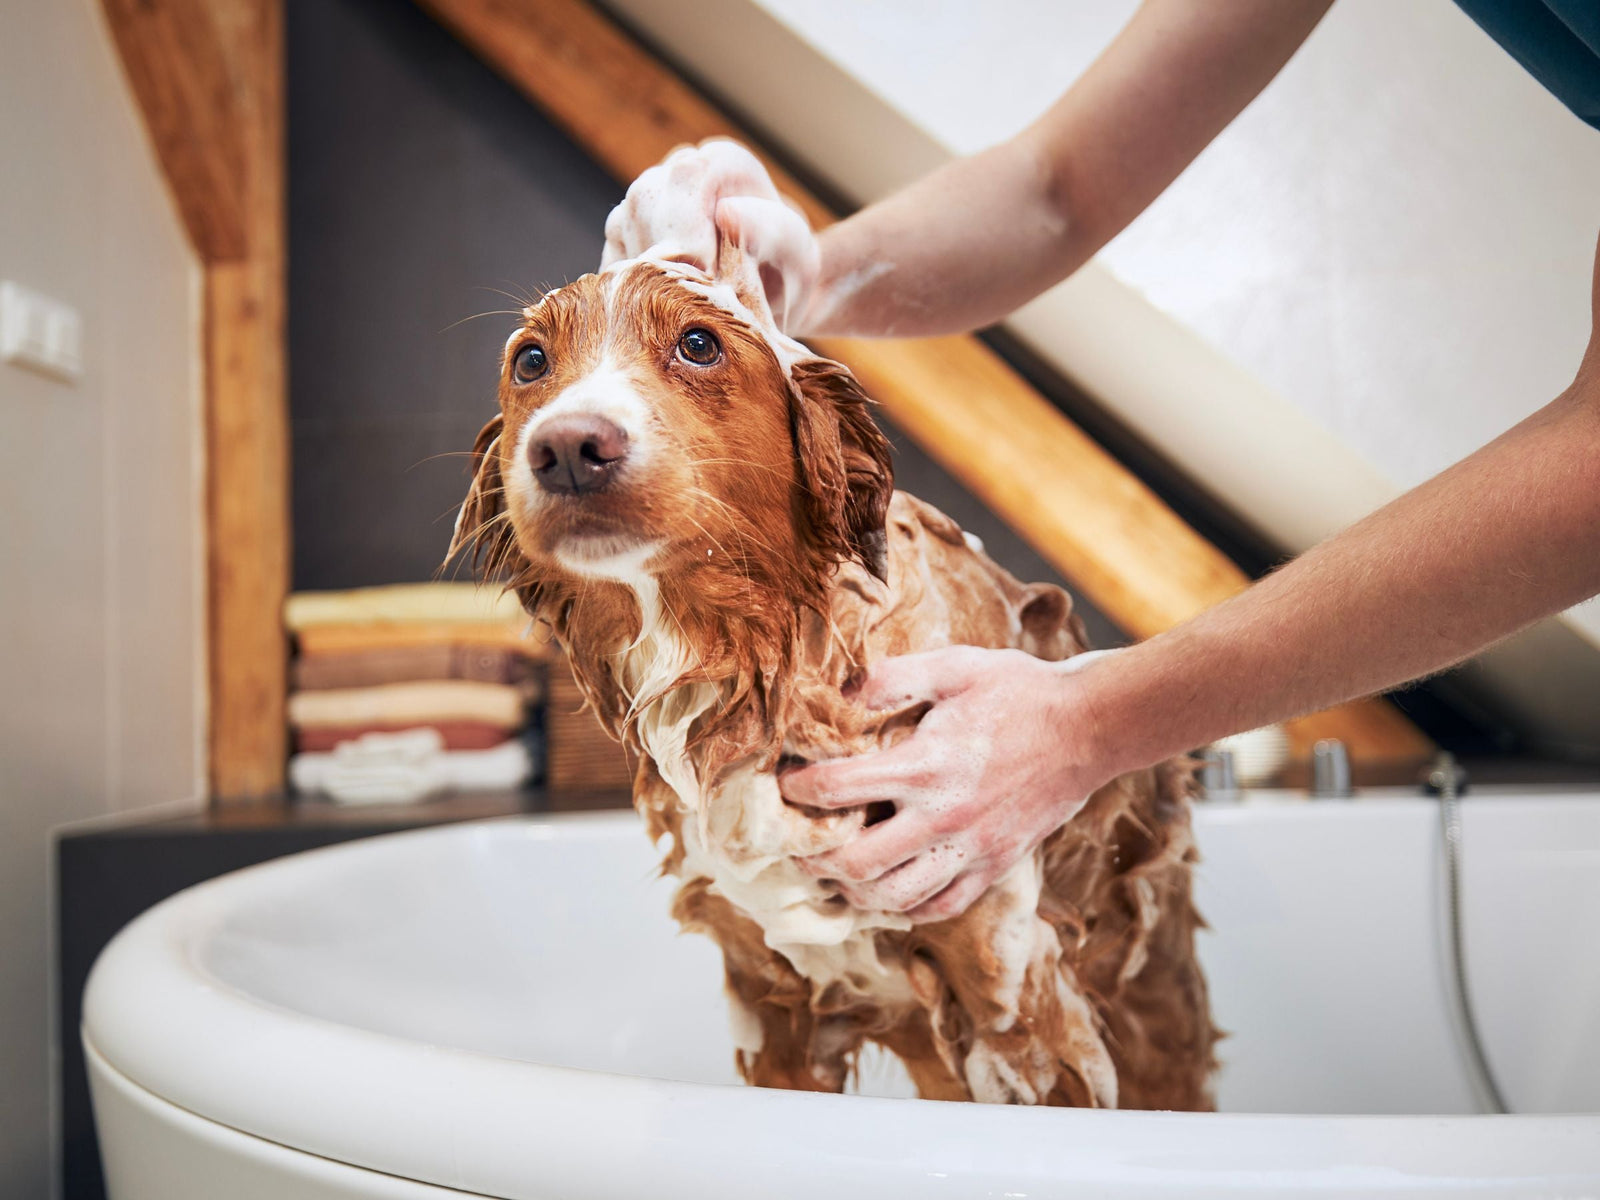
[450,249,893,650]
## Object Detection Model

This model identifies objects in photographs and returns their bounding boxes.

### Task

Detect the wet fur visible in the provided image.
[451,260,1217,1108]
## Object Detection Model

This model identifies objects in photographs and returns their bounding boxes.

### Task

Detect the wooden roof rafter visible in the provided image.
[100,0,253,262]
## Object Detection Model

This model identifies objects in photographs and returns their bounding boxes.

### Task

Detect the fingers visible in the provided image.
[601,138,782,270]
[797,809,935,883]
[838,852,961,915]
[715,196,818,330]
[688,138,780,203]
[600,204,629,268]
[779,739,930,810]
[854,646,992,712]
[906,871,989,924]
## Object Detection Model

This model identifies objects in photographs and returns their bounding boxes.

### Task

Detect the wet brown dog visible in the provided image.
[451,249,1216,1107]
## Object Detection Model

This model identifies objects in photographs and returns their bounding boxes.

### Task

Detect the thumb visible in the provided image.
[716,195,819,332]
[600,203,630,268]
[855,646,990,712]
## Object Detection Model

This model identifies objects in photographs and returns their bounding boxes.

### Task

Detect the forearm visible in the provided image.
[798,140,1073,338]
[1079,374,1600,777]
[796,0,1333,338]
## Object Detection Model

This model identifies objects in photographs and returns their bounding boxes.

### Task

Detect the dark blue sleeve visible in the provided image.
[1453,0,1600,130]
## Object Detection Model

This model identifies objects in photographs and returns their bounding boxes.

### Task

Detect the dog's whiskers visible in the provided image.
[439,309,526,333]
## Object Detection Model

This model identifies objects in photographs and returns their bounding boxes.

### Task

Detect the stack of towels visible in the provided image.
[286,583,545,805]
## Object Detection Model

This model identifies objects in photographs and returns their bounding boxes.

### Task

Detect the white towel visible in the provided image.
[289,728,533,805]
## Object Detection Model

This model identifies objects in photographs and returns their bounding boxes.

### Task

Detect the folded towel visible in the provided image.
[289,728,533,805]
[292,643,543,691]
[294,721,517,753]
[296,622,545,658]
[287,680,524,730]
[284,583,526,630]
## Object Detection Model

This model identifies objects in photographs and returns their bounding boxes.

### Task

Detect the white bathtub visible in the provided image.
[85,793,1600,1198]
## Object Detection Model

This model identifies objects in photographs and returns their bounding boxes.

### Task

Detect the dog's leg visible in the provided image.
[671,876,861,1092]
[1087,887,1216,1112]
[913,856,1118,1108]
[1039,763,1219,1112]
[874,1012,970,1102]
[731,996,866,1093]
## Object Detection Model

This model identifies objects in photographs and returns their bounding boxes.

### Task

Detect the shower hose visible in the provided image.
[1429,752,1511,1114]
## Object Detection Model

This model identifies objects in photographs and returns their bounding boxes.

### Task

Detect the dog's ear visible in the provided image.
[1017,582,1089,662]
[446,413,540,612]
[447,413,506,564]
[788,358,894,582]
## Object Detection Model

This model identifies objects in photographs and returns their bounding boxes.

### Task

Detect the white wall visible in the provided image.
[0,0,205,1190]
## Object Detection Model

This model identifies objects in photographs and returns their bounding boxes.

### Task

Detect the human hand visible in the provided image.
[781,647,1118,923]
[600,138,820,330]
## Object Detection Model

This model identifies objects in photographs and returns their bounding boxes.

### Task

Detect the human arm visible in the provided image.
[600,0,1333,336]
[799,0,1333,335]
[783,242,1600,919]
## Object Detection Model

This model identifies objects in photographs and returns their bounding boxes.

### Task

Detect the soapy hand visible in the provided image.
[783,647,1118,923]
[601,138,821,330]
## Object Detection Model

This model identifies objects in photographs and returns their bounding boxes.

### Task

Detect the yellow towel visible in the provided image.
[287,680,525,730]
[284,583,526,630]
[295,622,549,658]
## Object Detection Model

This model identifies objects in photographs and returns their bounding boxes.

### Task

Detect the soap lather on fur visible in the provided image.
[449,238,1218,1107]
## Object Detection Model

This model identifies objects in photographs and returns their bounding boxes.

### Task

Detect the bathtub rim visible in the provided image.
[82,806,1600,1199]
[85,1039,493,1198]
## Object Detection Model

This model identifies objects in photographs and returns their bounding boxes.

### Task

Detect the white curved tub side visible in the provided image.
[84,803,1600,1199]
[1194,796,1600,1115]
[87,1041,484,1199]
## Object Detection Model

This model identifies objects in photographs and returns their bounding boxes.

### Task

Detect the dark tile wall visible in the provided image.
[288,0,622,588]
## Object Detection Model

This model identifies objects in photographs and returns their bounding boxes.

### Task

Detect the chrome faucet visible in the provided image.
[1310,739,1353,799]
[1200,747,1240,803]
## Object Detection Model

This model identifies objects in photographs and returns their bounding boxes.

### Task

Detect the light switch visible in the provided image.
[1,280,83,383]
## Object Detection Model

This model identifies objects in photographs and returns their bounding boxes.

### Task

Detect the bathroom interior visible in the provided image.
[5,0,1600,1196]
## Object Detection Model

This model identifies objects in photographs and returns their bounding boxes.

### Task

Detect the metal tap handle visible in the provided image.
[1200,747,1239,803]
[1310,739,1353,799]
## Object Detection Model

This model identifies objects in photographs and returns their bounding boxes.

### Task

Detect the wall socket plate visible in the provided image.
[1,280,83,383]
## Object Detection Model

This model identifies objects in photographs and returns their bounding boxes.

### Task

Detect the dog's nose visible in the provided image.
[528,414,629,495]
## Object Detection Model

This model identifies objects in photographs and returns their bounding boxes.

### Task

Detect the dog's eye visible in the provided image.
[512,344,548,383]
[677,328,721,366]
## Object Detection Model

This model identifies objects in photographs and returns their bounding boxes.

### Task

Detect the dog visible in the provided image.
[450,242,1217,1108]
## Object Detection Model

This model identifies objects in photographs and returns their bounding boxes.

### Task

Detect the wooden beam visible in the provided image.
[205,254,289,799]
[102,0,291,798]
[414,0,1428,763]
[98,0,251,261]
[205,0,290,799]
